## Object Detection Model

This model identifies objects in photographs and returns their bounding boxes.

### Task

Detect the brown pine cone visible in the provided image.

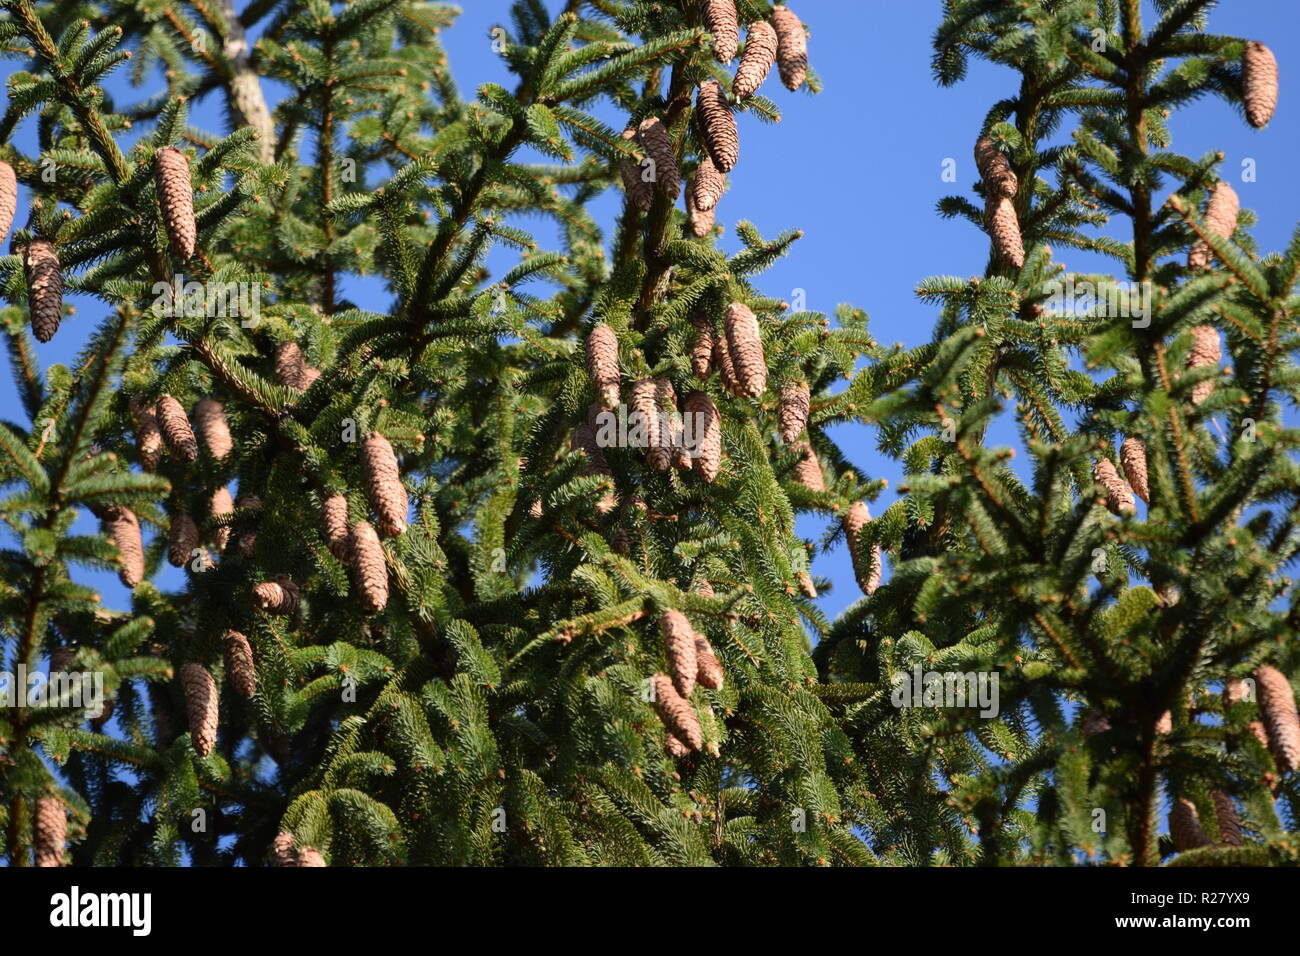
[689,313,715,380]
[797,570,817,599]
[181,663,218,757]
[690,155,727,213]
[636,116,681,201]
[1249,719,1270,750]
[661,610,699,698]
[0,161,16,241]
[665,731,692,759]
[1156,710,1173,735]
[1188,181,1240,271]
[253,578,300,615]
[1169,797,1212,851]
[703,0,739,62]
[777,380,810,442]
[167,513,199,568]
[1119,436,1149,503]
[130,398,163,472]
[211,486,234,552]
[24,239,62,343]
[697,80,739,173]
[689,198,716,238]
[1186,324,1221,406]
[236,492,261,559]
[630,378,670,471]
[1225,677,1252,705]
[154,146,196,259]
[733,20,778,99]
[349,521,389,613]
[586,323,621,408]
[974,135,1018,199]
[1212,791,1243,847]
[790,441,825,492]
[33,797,66,867]
[713,328,743,396]
[845,502,882,595]
[274,341,310,390]
[272,832,299,867]
[362,432,409,537]
[322,493,350,559]
[684,391,722,483]
[724,302,766,398]
[1255,664,1300,773]
[194,397,232,460]
[985,195,1024,270]
[102,506,145,588]
[1094,458,1135,515]
[1082,708,1111,737]
[1242,41,1278,128]
[619,128,654,212]
[770,4,808,90]
[157,395,199,462]
[650,673,702,751]
[223,629,256,698]
[694,634,724,690]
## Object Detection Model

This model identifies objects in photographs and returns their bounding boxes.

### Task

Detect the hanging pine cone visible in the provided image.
[181,663,218,757]
[798,570,817,599]
[362,432,408,537]
[154,146,196,259]
[167,513,199,568]
[650,673,702,751]
[684,391,722,483]
[272,832,299,867]
[102,506,145,588]
[349,521,389,613]
[777,380,810,443]
[274,341,310,390]
[585,322,621,408]
[689,198,716,238]
[665,731,692,759]
[694,634,724,690]
[619,128,654,212]
[1255,664,1300,773]
[0,161,15,241]
[697,80,739,173]
[770,4,808,90]
[636,116,681,201]
[703,0,739,62]
[223,629,256,698]
[1156,710,1173,735]
[974,135,1018,199]
[1094,458,1135,515]
[689,313,715,379]
[661,610,698,698]
[253,578,300,616]
[630,378,671,471]
[194,397,232,460]
[24,239,62,343]
[1120,436,1149,503]
[236,493,261,559]
[1212,791,1243,847]
[33,797,66,867]
[985,195,1024,270]
[733,20,778,99]
[1186,324,1221,407]
[724,302,766,398]
[713,329,743,396]
[130,398,163,472]
[611,525,630,555]
[1225,676,1252,705]
[690,155,727,213]
[1188,181,1240,271]
[1169,797,1212,851]
[156,395,198,462]
[322,493,350,559]
[1082,708,1111,737]
[1242,41,1278,128]
[845,501,882,595]
[790,441,825,492]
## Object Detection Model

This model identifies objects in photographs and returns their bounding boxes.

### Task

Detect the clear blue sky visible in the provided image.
[5,0,1299,624]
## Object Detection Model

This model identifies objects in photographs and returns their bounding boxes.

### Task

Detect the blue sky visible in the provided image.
[5,0,1299,624]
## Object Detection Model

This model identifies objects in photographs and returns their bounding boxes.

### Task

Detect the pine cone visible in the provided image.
[211,486,233,552]
[362,432,408,537]
[713,328,743,396]
[1225,677,1252,705]
[322,493,350,559]
[1186,324,1221,406]
[274,341,310,391]
[297,846,326,867]
[236,493,261,559]
[1242,41,1278,128]
[790,441,825,492]
[102,506,145,588]
[1188,181,1240,271]
[223,629,256,698]
[349,521,389,613]
[181,663,218,757]
[694,634,724,690]
[611,526,630,555]
[1212,791,1243,847]
[1169,797,1212,851]
[689,198,716,238]
[1094,458,1135,515]
[1255,664,1300,773]
[619,128,654,212]
[194,397,232,460]
[974,136,1018,199]
[156,395,198,462]
[695,578,715,599]
[636,116,681,201]
[689,313,715,380]
[1249,719,1270,750]
[770,4,808,90]
[1119,436,1149,503]
[130,398,163,472]
[684,391,722,483]
[724,302,766,398]
[167,513,199,568]
[1082,708,1111,737]
[1156,710,1173,735]
[661,610,699,698]
[154,146,196,259]
[253,578,300,616]
[272,832,299,867]
[24,239,62,343]
[0,161,16,241]
[697,80,739,173]
[845,501,882,595]
[665,731,692,759]
[630,378,670,471]
[703,0,739,62]
[586,323,621,408]
[985,195,1024,270]
[733,20,778,99]
[797,570,817,599]
[650,673,702,751]
[777,380,810,442]
[33,797,66,867]
[690,155,727,213]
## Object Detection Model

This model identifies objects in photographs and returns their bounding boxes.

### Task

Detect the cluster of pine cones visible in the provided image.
[651,607,724,756]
